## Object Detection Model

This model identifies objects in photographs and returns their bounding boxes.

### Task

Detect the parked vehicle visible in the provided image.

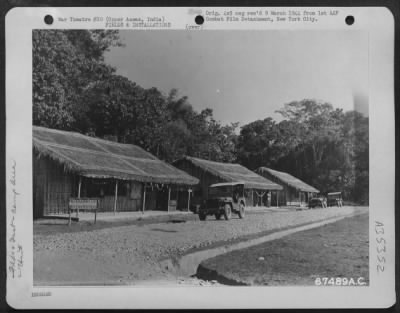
[308,197,327,209]
[198,182,246,221]
[327,192,343,207]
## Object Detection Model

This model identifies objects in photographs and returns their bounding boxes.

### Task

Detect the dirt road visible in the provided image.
[34,206,366,285]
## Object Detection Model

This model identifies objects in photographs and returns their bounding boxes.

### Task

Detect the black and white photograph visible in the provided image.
[32,27,370,286]
[5,6,395,309]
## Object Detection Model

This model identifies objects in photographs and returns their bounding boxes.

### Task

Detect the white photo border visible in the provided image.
[5,6,395,309]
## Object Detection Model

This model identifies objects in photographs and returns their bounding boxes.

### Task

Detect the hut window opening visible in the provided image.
[84,179,128,198]
[117,181,129,196]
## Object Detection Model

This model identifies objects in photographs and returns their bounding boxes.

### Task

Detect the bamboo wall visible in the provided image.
[98,196,142,212]
[33,155,192,217]
[174,159,222,201]
[33,154,77,217]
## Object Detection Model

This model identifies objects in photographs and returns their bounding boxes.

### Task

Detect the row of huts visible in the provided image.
[33,126,319,218]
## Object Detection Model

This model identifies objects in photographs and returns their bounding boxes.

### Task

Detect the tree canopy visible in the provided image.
[33,30,119,129]
[237,99,368,203]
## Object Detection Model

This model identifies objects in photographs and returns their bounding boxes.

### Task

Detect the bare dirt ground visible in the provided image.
[34,206,367,285]
[33,212,199,236]
[198,213,369,286]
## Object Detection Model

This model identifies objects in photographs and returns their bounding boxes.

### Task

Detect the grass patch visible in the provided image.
[198,213,369,286]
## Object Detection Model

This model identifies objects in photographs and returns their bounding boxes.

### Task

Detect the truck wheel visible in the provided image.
[199,213,207,221]
[238,203,245,219]
[215,213,221,220]
[223,204,232,220]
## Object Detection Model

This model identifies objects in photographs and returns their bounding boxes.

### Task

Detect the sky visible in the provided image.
[105,30,368,127]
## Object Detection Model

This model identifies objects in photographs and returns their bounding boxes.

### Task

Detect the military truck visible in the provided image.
[327,192,343,207]
[198,182,246,221]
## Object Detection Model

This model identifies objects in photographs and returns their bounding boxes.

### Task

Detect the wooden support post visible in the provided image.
[252,190,254,207]
[94,199,98,224]
[76,178,81,219]
[168,187,171,212]
[142,183,146,214]
[78,176,82,198]
[276,191,279,208]
[176,189,179,209]
[113,180,118,215]
[187,189,191,212]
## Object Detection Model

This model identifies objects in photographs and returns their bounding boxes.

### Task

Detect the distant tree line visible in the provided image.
[236,100,368,204]
[33,30,368,204]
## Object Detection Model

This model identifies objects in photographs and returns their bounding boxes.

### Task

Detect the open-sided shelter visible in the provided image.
[33,126,199,218]
[173,156,282,207]
[255,167,319,206]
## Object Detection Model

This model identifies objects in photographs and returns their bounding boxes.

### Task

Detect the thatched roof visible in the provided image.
[175,156,282,191]
[256,167,319,193]
[33,126,198,186]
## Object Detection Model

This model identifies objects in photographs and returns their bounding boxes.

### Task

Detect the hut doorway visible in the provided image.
[156,187,169,211]
[177,188,193,211]
[143,184,178,212]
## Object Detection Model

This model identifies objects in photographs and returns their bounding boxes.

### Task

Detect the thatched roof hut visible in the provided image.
[33,126,198,217]
[175,156,282,191]
[256,167,319,193]
[255,167,319,206]
[33,126,198,186]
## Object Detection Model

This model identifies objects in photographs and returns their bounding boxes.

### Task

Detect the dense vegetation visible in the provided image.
[33,30,368,204]
[236,101,368,203]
